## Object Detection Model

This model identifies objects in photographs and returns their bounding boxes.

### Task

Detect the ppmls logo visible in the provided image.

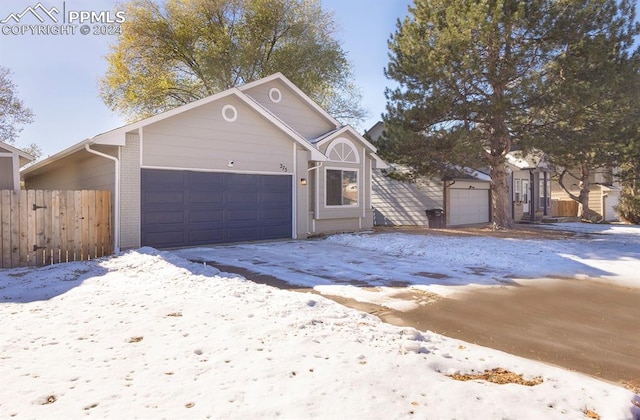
[1,2,60,24]
[1,2,125,36]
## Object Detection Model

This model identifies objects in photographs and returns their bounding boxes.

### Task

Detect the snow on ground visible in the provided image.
[174,223,640,309]
[1,248,638,419]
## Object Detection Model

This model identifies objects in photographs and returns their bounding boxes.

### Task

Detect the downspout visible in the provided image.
[85,143,120,253]
[307,162,323,235]
[443,179,455,227]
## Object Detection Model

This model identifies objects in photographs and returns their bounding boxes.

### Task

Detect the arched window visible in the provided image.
[326,138,359,163]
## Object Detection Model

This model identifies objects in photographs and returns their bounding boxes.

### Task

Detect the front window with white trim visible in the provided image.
[326,169,358,206]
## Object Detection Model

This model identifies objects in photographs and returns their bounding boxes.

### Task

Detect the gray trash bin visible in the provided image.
[425,208,444,228]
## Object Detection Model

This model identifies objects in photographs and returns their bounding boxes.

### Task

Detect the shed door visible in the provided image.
[449,189,490,226]
[141,169,292,248]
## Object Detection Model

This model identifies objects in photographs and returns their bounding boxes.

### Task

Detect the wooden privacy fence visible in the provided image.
[551,199,579,217]
[0,190,112,268]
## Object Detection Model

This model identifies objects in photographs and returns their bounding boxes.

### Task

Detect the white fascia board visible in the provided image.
[238,72,341,129]
[315,125,387,168]
[0,141,34,163]
[315,126,378,153]
[93,89,243,139]
[21,138,93,176]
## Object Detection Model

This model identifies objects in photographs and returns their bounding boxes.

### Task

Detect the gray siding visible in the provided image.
[142,96,295,174]
[243,80,336,140]
[0,157,14,189]
[313,218,362,235]
[371,170,443,226]
[24,146,117,192]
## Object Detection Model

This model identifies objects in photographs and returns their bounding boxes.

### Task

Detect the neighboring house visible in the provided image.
[371,164,443,226]
[443,168,492,226]
[366,123,491,227]
[505,150,551,222]
[550,167,620,222]
[371,166,492,227]
[22,73,385,251]
[0,141,34,190]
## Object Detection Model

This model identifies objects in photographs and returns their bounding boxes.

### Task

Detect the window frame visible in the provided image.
[324,167,359,207]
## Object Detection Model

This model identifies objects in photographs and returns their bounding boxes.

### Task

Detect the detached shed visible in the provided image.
[0,141,34,190]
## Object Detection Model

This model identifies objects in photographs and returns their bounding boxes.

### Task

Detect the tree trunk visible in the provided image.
[576,164,591,220]
[558,164,600,222]
[488,157,514,230]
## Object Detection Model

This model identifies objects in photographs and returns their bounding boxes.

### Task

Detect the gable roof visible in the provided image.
[506,150,549,170]
[239,73,341,129]
[0,141,34,167]
[24,75,336,175]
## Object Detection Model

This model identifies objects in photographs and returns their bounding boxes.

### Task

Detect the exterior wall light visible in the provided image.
[300,178,307,185]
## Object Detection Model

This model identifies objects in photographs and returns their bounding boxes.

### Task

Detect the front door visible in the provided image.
[522,180,530,215]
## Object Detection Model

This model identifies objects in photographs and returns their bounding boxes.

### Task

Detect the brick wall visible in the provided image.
[119,133,141,249]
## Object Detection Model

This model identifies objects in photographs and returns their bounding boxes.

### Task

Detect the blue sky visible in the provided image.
[0,0,412,157]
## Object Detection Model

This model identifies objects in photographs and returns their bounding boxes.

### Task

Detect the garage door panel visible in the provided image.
[262,209,290,220]
[189,229,224,244]
[189,191,224,204]
[144,231,187,248]
[190,171,223,186]
[143,169,185,185]
[227,191,259,203]
[227,227,260,242]
[141,169,292,248]
[189,210,224,223]
[145,210,186,225]
[262,225,291,238]
[449,189,490,226]
[228,209,259,221]
[145,191,185,204]
[262,192,290,203]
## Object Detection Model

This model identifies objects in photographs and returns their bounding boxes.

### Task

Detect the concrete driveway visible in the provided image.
[173,224,640,390]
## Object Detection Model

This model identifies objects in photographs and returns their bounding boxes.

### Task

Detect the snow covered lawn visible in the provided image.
[175,223,640,310]
[1,247,638,419]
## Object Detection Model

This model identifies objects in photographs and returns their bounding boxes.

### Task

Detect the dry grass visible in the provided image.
[374,224,578,240]
[623,379,640,395]
[447,367,543,386]
[583,408,600,419]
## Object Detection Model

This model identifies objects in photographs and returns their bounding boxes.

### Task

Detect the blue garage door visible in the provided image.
[141,169,292,248]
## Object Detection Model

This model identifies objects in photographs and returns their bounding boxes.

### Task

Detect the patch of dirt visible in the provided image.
[374,224,580,240]
[624,379,640,395]
[413,271,450,280]
[447,368,543,386]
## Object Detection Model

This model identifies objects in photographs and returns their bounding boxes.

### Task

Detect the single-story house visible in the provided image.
[371,164,443,226]
[371,166,492,227]
[366,123,491,227]
[505,150,551,222]
[22,73,385,251]
[0,141,34,190]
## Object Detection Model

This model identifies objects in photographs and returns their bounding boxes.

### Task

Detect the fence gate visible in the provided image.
[0,190,112,268]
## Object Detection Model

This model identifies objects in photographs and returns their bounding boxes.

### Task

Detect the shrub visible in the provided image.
[616,186,640,224]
